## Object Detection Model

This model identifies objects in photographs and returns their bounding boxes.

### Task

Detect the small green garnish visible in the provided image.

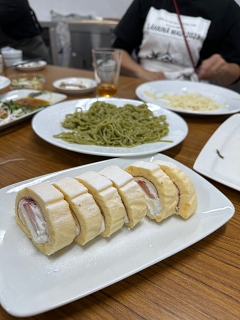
[216,149,224,159]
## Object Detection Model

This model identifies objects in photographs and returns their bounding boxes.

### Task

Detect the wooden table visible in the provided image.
[0,65,239,320]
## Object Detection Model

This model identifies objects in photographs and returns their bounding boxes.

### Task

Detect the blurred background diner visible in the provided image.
[2,0,238,90]
[0,0,51,63]
[111,0,240,87]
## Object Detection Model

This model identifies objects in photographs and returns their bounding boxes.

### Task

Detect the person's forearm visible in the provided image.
[120,50,146,78]
[120,50,166,81]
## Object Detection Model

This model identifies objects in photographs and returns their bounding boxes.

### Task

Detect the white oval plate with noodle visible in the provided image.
[32,98,188,157]
[136,80,240,115]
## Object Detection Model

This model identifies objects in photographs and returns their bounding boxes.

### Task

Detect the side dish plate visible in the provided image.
[0,89,67,130]
[193,114,240,191]
[0,153,235,317]
[53,77,96,95]
[16,60,47,71]
[0,76,10,90]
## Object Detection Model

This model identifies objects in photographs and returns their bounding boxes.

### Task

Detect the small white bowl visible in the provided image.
[2,50,22,68]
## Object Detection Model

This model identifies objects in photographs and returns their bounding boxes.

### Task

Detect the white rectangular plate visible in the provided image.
[194,114,240,191]
[0,154,234,317]
[0,89,67,130]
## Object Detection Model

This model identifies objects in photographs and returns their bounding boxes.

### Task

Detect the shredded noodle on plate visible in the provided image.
[144,91,223,111]
[53,101,170,148]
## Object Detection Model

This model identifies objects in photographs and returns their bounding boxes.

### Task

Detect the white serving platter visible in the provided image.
[0,153,234,317]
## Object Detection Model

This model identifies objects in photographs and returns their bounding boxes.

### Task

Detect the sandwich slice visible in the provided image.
[124,161,177,222]
[75,171,125,237]
[15,182,79,255]
[153,160,198,218]
[99,165,147,228]
[53,177,104,245]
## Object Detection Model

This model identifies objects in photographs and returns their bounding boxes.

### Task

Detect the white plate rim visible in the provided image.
[0,89,67,130]
[31,97,188,157]
[0,153,235,317]
[135,80,240,115]
[16,60,47,71]
[193,114,240,191]
[53,77,97,95]
[0,75,10,90]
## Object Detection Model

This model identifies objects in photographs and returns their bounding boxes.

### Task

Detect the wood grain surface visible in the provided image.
[0,65,239,320]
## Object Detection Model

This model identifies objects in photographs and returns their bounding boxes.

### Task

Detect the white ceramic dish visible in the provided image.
[0,153,235,317]
[193,114,240,191]
[53,77,96,95]
[0,75,10,90]
[0,89,67,130]
[2,49,22,67]
[136,80,240,115]
[16,60,47,72]
[32,98,188,157]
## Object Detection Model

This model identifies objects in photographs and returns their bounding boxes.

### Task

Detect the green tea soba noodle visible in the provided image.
[53,101,170,148]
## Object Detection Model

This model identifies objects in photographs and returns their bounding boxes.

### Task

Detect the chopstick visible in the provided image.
[11,58,42,68]
[172,0,199,79]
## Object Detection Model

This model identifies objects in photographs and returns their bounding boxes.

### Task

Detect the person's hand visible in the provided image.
[198,54,228,81]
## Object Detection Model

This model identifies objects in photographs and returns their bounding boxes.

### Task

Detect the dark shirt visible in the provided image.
[0,0,42,40]
[113,0,240,66]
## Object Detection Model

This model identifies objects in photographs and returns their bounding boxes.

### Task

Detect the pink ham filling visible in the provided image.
[18,197,49,243]
[137,180,156,199]
[21,198,40,233]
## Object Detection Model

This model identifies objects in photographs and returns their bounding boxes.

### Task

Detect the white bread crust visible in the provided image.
[53,177,104,245]
[153,160,198,218]
[15,182,77,255]
[100,165,147,228]
[124,161,177,221]
[75,171,125,237]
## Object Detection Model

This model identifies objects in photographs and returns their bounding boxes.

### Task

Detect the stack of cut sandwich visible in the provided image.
[15,160,198,255]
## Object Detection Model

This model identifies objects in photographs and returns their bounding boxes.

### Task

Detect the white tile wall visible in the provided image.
[28,0,132,21]
[29,0,239,22]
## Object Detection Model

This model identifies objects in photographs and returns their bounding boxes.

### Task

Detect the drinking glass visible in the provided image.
[92,48,122,98]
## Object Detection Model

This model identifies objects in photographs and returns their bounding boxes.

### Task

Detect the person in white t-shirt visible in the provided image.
[112,0,240,86]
